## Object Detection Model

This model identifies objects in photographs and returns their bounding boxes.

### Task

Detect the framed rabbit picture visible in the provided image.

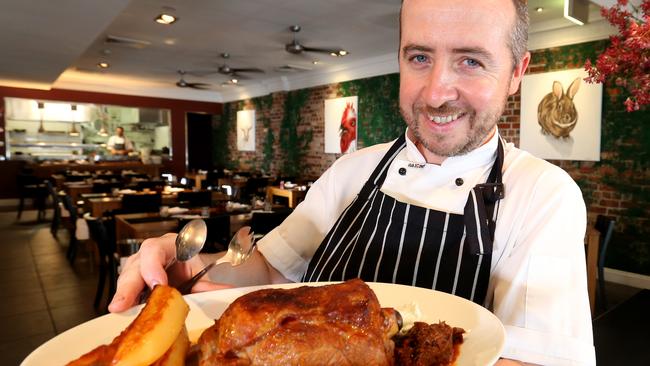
[520,68,602,161]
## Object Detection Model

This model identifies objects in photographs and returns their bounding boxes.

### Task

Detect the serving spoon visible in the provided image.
[177,227,257,294]
[139,219,207,302]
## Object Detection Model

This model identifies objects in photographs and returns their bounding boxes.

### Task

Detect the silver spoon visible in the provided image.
[139,219,207,302]
[177,227,257,294]
[174,218,208,262]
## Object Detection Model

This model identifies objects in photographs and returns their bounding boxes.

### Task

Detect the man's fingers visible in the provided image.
[138,235,177,288]
[109,255,146,313]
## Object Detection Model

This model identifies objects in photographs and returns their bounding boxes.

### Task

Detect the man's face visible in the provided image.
[116,128,124,137]
[399,0,529,162]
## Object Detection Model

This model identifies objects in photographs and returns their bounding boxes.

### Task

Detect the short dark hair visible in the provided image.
[399,0,529,68]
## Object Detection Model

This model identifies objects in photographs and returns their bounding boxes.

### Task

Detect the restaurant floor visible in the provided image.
[0,209,646,365]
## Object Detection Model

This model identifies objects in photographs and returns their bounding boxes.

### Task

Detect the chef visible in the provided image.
[109,0,595,364]
[106,126,134,155]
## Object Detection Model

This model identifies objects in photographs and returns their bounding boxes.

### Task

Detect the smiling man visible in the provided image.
[111,1,595,364]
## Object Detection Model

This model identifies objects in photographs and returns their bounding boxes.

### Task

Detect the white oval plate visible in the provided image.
[22,282,504,366]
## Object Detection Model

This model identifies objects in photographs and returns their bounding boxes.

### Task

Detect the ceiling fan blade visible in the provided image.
[230,71,253,79]
[231,67,264,73]
[302,45,342,55]
[188,82,210,88]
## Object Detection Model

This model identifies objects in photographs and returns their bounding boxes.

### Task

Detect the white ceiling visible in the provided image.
[0,0,616,103]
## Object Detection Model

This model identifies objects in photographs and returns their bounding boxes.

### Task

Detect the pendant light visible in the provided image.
[69,105,80,136]
[37,102,46,133]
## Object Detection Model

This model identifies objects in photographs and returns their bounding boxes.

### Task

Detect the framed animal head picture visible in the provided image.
[236,109,255,151]
[324,96,358,154]
[520,68,602,161]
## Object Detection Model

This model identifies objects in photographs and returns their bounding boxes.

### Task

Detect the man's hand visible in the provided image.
[108,233,229,313]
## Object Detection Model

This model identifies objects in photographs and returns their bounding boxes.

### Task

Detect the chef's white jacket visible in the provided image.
[258,129,596,365]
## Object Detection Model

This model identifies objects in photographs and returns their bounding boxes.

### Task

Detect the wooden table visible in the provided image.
[115,213,180,242]
[266,186,306,208]
[585,227,600,316]
[186,172,207,189]
[88,197,123,217]
[64,183,92,202]
[85,192,178,218]
[115,209,254,242]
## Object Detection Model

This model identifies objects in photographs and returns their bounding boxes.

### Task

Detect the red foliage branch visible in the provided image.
[584,0,650,112]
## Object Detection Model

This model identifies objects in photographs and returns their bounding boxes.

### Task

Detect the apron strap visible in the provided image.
[357,134,407,200]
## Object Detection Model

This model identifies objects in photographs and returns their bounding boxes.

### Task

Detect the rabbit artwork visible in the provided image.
[537,77,581,138]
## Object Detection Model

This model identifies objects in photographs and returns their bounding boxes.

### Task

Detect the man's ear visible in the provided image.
[508,51,531,95]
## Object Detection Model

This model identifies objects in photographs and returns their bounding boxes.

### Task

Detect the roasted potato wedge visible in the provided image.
[67,285,189,366]
[113,285,189,366]
[151,325,190,366]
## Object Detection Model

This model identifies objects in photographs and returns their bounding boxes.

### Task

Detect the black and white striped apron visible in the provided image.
[303,134,504,305]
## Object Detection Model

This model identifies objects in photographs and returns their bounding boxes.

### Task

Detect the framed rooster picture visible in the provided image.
[324,96,358,154]
[520,68,602,161]
[236,109,255,152]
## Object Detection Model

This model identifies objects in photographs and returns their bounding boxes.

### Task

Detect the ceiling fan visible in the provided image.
[216,53,264,78]
[284,25,348,57]
[175,70,210,89]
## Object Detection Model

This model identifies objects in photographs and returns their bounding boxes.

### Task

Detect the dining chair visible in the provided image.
[61,194,80,264]
[121,193,162,213]
[46,180,61,238]
[177,190,212,207]
[250,209,293,236]
[16,171,48,221]
[595,215,616,311]
[84,213,118,313]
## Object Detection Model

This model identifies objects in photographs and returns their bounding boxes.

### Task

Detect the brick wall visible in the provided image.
[224,40,649,274]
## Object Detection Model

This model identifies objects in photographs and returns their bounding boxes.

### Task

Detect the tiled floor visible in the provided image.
[0,209,101,366]
[0,208,646,365]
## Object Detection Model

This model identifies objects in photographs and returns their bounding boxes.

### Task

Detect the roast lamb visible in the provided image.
[198,279,401,365]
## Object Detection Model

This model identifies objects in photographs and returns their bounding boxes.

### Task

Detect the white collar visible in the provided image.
[403,127,499,169]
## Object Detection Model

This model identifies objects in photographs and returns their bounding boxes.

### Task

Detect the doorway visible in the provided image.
[186,112,214,171]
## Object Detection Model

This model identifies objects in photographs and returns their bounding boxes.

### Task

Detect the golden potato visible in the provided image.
[112,285,189,366]
[151,326,190,366]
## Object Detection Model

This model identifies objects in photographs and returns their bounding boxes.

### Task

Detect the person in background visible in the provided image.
[106,126,133,155]
[109,0,595,364]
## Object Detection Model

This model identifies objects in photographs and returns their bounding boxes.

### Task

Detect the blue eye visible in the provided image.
[464,58,481,68]
[413,54,428,63]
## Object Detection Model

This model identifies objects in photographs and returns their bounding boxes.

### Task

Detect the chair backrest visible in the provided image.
[241,177,270,202]
[251,209,292,235]
[84,213,116,258]
[121,193,162,213]
[595,215,616,267]
[45,180,59,204]
[61,194,78,221]
[177,190,212,207]
[92,181,122,193]
[136,180,165,191]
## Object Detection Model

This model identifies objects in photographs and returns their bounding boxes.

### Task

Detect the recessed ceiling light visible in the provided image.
[155,13,178,25]
[338,50,348,56]
[536,7,543,12]
[312,60,320,65]
[97,62,110,69]
[230,78,238,84]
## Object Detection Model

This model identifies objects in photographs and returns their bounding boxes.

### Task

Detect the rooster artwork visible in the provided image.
[324,96,358,154]
[339,102,357,153]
